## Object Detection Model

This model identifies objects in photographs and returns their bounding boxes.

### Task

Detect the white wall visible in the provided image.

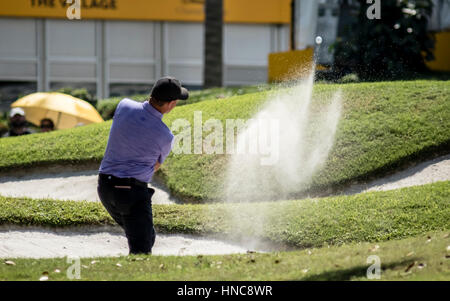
[294,0,319,50]
[105,20,161,98]
[106,20,160,84]
[165,22,204,86]
[429,0,450,31]
[225,24,272,85]
[46,19,98,84]
[0,18,38,81]
[316,0,339,65]
[0,17,290,98]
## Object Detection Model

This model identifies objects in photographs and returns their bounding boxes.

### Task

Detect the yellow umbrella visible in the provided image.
[11,92,104,130]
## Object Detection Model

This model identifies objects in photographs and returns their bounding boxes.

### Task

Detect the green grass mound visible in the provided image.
[96,85,273,120]
[1,181,449,248]
[0,80,449,202]
[1,231,448,281]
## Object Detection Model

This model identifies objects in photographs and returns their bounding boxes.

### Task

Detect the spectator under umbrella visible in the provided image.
[39,118,55,132]
[2,108,32,137]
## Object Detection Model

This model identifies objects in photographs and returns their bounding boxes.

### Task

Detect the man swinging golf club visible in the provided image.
[98,76,189,255]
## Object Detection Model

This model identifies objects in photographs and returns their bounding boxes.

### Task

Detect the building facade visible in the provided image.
[0,0,290,103]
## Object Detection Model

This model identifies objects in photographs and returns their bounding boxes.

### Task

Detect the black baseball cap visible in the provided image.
[151,76,189,102]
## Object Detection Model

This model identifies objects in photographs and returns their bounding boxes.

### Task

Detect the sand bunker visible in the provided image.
[1,155,449,204]
[0,226,260,258]
[345,154,450,194]
[0,155,448,259]
[0,170,178,204]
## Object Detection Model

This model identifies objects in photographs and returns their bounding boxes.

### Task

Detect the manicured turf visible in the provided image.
[1,231,448,281]
[1,181,449,248]
[96,84,273,120]
[160,80,450,201]
[0,80,449,202]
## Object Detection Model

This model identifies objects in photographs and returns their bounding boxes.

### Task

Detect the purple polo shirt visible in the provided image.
[99,98,174,183]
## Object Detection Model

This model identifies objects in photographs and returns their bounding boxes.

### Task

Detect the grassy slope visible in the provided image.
[0,80,449,201]
[1,181,449,248]
[1,231,448,281]
[161,80,450,201]
[96,85,273,120]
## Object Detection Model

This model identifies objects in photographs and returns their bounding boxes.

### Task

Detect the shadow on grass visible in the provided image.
[300,259,416,281]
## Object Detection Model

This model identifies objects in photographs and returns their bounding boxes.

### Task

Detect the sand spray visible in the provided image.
[222,56,342,246]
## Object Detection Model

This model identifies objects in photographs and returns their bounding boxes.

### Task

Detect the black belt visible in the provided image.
[99,173,148,188]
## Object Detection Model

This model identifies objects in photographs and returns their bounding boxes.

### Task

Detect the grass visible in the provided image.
[1,181,449,248]
[0,80,449,202]
[1,230,448,281]
[160,80,450,201]
[96,84,274,120]
[1,81,448,282]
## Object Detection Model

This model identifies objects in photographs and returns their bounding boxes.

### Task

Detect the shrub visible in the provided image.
[338,73,360,83]
[54,87,97,107]
[96,97,122,120]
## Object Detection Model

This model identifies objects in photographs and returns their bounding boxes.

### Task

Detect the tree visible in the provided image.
[333,0,435,80]
[203,0,223,88]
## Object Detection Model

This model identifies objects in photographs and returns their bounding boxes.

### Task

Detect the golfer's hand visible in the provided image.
[154,162,161,172]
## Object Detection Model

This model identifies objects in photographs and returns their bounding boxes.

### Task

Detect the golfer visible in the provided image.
[98,76,189,255]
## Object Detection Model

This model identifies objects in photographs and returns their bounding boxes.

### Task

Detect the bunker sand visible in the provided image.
[0,155,449,258]
[0,170,178,204]
[1,155,449,203]
[344,154,450,194]
[0,226,261,258]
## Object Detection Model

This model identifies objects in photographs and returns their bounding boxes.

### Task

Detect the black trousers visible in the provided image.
[97,174,156,255]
